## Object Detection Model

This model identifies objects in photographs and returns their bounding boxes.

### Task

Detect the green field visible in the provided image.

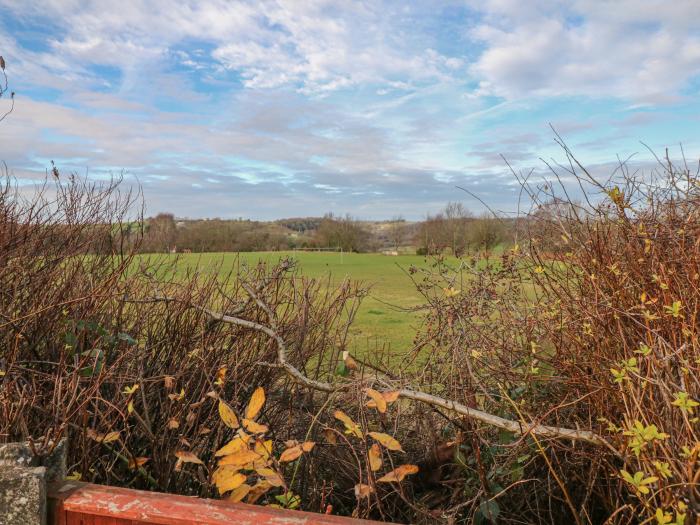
[159,251,433,353]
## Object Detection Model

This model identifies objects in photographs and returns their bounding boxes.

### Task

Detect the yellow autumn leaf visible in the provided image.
[354,483,374,498]
[242,419,268,434]
[369,443,382,471]
[365,388,387,413]
[102,431,121,443]
[254,439,273,460]
[218,449,261,467]
[168,388,185,401]
[245,387,266,420]
[228,483,251,503]
[218,400,239,429]
[334,410,363,438]
[215,437,247,457]
[174,450,204,465]
[246,480,272,504]
[368,432,404,452]
[123,384,139,395]
[215,470,247,494]
[127,400,134,414]
[279,445,303,463]
[377,464,419,483]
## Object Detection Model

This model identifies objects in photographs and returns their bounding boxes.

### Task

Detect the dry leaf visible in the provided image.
[215,366,227,386]
[242,419,268,434]
[215,437,247,457]
[128,457,149,470]
[364,388,387,413]
[334,410,363,438]
[168,388,185,401]
[323,429,338,444]
[256,467,285,487]
[103,431,120,443]
[382,391,400,403]
[218,449,261,467]
[198,426,212,435]
[245,387,266,420]
[246,480,272,504]
[164,376,175,389]
[354,483,374,498]
[279,445,303,463]
[218,400,239,429]
[254,439,273,460]
[368,444,382,471]
[228,483,251,502]
[214,470,247,494]
[167,418,180,429]
[301,441,315,452]
[377,464,419,483]
[174,450,204,465]
[368,432,403,452]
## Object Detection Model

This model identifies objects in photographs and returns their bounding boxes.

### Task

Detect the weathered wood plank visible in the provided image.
[49,482,387,525]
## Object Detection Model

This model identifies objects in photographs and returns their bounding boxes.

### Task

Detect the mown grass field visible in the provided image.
[159,251,436,353]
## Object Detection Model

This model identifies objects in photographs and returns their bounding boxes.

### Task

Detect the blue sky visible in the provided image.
[0,0,699,219]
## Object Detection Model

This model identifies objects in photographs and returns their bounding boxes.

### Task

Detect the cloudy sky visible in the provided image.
[0,1,699,219]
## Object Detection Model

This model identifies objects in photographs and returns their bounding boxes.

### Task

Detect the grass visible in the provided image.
[152,251,434,354]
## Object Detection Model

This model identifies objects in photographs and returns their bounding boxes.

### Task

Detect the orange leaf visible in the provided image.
[256,467,285,487]
[382,391,400,403]
[365,388,387,413]
[246,480,272,504]
[368,432,403,452]
[245,387,265,420]
[167,418,179,429]
[354,483,374,498]
[254,439,273,460]
[228,483,251,502]
[218,400,239,429]
[174,450,204,465]
[377,464,418,483]
[279,445,303,463]
[368,444,382,472]
[242,419,268,434]
[128,457,149,470]
[301,441,315,452]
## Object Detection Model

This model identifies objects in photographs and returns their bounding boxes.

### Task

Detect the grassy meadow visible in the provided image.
[157,251,436,353]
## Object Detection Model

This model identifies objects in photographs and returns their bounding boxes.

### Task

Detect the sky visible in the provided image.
[0,1,699,220]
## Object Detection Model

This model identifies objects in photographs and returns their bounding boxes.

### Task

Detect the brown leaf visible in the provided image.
[301,441,315,452]
[245,387,265,420]
[167,418,180,429]
[164,376,175,389]
[377,464,419,483]
[218,400,239,429]
[256,467,285,487]
[368,444,382,472]
[242,418,268,434]
[279,445,303,463]
[174,450,204,465]
[354,483,374,498]
[382,391,401,403]
[368,432,403,452]
[323,429,338,444]
[365,388,387,413]
[103,431,121,443]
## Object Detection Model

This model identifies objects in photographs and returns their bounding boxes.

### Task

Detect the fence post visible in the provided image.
[0,440,66,525]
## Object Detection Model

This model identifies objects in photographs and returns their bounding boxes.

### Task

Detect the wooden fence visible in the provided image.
[48,481,387,525]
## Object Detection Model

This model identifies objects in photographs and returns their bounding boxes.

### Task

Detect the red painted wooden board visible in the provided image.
[49,482,389,525]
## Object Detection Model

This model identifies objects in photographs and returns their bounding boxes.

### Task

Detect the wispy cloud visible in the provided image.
[0,1,698,219]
